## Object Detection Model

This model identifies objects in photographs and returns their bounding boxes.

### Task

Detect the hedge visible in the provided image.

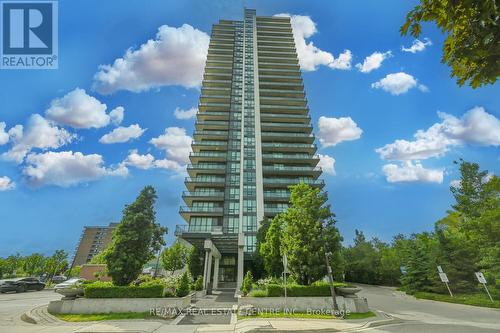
[84,281,164,298]
[266,282,346,297]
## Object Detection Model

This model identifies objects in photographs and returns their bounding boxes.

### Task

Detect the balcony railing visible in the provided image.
[190,152,226,158]
[263,178,325,186]
[175,224,238,236]
[182,191,225,198]
[262,143,316,149]
[187,164,226,170]
[263,166,321,172]
[185,177,226,184]
[179,206,224,213]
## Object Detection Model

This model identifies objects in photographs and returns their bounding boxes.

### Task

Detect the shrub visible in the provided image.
[176,272,191,297]
[194,275,203,291]
[249,289,268,297]
[242,271,253,296]
[265,282,346,297]
[84,281,164,298]
[133,274,154,286]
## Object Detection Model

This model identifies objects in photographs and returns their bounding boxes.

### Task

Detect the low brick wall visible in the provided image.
[238,296,369,314]
[48,294,191,314]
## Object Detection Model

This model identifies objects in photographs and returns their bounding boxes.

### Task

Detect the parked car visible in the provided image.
[0,277,45,293]
[51,275,67,283]
[54,278,86,298]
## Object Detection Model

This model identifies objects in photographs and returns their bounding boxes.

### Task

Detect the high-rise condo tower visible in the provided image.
[176,8,324,291]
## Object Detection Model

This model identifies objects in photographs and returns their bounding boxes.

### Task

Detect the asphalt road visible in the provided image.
[0,289,60,327]
[355,283,500,333]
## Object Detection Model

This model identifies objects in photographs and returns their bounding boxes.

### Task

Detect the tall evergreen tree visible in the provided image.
[105,186,166,285]
[280,183,342,285]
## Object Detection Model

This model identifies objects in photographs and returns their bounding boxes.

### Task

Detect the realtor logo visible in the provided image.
[1,0,58,69]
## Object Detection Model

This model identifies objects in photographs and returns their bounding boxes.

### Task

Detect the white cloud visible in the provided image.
[109,106,124,125]
[450,179,461,188]
[371,72,427,95]
[122,149,155,169]
[2,114,75,163]
[99,124,146,144]
[376,107,500,161]
[0,122,10,145]
[149,127,192,164]
[274,13,352,71]
[402,38,432,53]
[174,107,198,120]
[93,24,209,94]
[45,88,112,129]
[382,161,443,183]
[122,149,184,172]
[23,151,124,187]
[317,116,363,147]
[0,176,15,191]
[317,154,336,175]
[356,51,392,73]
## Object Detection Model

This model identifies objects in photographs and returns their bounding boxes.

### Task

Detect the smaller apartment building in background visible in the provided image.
[71,223,117,267]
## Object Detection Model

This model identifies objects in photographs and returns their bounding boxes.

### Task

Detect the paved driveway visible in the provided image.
[355,283,500,332]
[0,289,60,327]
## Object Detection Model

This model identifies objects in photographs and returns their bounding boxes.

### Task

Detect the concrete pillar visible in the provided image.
[213,257,220,290]
[205,253,213,291]
[203,249,210,288]
[237,233,244,291]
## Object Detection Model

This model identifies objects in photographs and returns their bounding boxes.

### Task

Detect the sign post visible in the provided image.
[475,272,493,302]
[437,266,453,297]
[283,254,288,312]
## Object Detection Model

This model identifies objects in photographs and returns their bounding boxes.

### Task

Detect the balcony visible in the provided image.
[263,178,325,188]
[189,152,226,163]
[264,191,290,202]
[197,111,229,121]
[260,113,310,123]
[175,224,237,237]
[182,190,225,205]
[263,166,322,177]
[184,177,226,191]
[179,206,224,222]
[192,141,227,152]
[198,103,230,112]
[195,120,228,131]
[261,132,314,143]
[187,163,226,177]
[260,122,312,134]
[193,130,228,141]
[262,143,317,153]
[262,153,320,164]
[264,206,288,215]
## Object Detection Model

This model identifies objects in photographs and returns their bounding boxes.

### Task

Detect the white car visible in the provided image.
[54,278,86,298]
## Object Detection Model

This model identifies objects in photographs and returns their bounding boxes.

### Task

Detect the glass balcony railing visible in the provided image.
[182,191,225,197]
[261,132,313,138]
[262,153,319,160]
[262,143,316,149]
[192,141,227,146]
[264,192,290,198]
[179,206,224,213]
[187,164,226,170]
[263,166,321,172]
[263,178,325,186]
[185,177,226,183]
[264,207,288,214]
[190,152,227,158]
[261,122,311,128]
[175,224,237,236]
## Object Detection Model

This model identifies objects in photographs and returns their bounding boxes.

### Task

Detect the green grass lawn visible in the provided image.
[413,291,500,309]
[238,311,375,320]
[53,312,159,322]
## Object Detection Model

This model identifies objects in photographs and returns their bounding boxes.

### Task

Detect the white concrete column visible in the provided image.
[213,257,220,290]
[205,253,213,290]
[202,249,210,288]
[237,233,244,291]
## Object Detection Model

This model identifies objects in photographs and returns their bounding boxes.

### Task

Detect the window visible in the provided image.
[229,202,239,214]
[227,217,239,233]
[244,235,257,252]
[243,200,256,213]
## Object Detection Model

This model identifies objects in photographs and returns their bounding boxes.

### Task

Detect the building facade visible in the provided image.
[176,9,323,291]
[71,223,117,267]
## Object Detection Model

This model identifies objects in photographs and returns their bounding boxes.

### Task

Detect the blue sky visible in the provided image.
[0,0,498,257]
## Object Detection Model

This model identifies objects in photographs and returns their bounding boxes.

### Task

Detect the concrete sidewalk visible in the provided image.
[12,305,394,333]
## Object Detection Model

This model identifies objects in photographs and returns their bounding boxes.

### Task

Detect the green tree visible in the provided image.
[176,271,191,297]
[344,230,379,284]
[187,246,203,279]
[401,0,500,88]
[22,253,47,277]
[45,250,68,281]
[280,183,342,285]
[253,217,271,280]
[400,233,439,293]
[161,242,189,275]
[260,214,284,278]
[241,271,253,296]
[105,186,166,285]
